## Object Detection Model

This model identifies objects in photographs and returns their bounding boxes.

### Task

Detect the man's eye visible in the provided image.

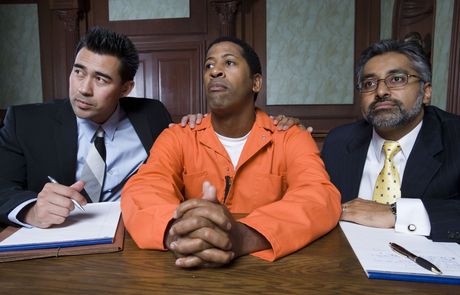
[363,80,376,89]
[96,77,108,84]
[205,63,214,69]
[226,60,235,66]
[73,69,85,78]
[389,74,407,85]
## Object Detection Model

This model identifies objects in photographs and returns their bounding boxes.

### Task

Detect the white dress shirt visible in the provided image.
[358,120,431,236]
[9,104,146,226]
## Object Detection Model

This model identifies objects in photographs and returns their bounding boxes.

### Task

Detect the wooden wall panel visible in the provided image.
[83,0,209,122]
[0,0,384,139]
[158,54,196,121]
[392,0,435,59]
[130,39,205,122]
[132,54,154,99]
[447,0,460,115]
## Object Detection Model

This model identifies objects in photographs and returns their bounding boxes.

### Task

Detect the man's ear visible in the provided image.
[121,80,135,97]
[422,82,432,105]
[252,73,262,94]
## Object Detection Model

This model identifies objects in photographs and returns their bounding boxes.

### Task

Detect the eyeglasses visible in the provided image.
[357,73,423,93]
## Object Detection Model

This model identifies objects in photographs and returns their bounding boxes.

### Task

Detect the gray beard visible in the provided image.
[364,91,424,128]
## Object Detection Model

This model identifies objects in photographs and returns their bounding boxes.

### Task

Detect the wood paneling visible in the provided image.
[82,0,210,122]
[447,0,460,115]
[392,0,435,59]
[17,0,454,143]
[131,39,205,122]
[37,0,86,100]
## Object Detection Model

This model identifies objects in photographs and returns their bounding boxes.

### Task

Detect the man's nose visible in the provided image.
[210,65,224,78]
[375,79,391,98]
[78,77,93,96]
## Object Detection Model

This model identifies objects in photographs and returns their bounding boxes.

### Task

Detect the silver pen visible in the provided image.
[47,176,85,212]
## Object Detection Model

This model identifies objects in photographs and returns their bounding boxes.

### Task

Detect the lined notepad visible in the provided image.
[340,221,460,284]
[0,202,121,251]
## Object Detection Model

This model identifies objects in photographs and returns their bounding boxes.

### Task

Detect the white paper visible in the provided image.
[0,202,121,248]
[340,221,460,277]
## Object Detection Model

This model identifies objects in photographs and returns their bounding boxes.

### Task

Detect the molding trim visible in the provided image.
[210,0,241,36]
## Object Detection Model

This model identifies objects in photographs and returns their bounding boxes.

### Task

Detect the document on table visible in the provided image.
[340,221,460,284]
[0,202,121,251]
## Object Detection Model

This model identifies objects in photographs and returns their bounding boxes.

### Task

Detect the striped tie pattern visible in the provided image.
[372,141,401,204]
[81,127,106,202]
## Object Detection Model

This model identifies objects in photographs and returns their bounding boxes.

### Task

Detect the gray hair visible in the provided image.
[356,39,432,86]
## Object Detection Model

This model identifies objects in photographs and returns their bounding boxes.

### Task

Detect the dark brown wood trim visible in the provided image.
[447,0,460,115]
[35,0,86,100]
[210,0,241,36]
[37,0,53,100]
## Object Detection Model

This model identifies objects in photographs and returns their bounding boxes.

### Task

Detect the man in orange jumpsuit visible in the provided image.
[121,36,341,268]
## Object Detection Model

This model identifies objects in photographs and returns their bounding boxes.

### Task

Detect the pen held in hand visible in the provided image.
[389,242,442,275]
[47,176,86,212]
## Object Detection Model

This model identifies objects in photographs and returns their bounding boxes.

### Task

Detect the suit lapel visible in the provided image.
[54,100,78,185]
[402,109,443,198]
[343,124,372,201]
[122,101,154,153]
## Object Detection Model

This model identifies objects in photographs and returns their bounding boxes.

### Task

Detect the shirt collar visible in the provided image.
[196,108,275,133]
[76,104,124,142]
[371,119,423,161]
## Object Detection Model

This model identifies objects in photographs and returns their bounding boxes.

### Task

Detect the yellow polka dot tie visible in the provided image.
[372,141,401,204]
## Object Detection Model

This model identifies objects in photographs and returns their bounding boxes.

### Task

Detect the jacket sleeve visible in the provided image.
[121,127,185,250]
[239,128,342,261]
[0,107,38,225]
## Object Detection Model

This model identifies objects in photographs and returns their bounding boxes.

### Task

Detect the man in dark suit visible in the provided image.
[0,27,171,228]
[322,39,460,243]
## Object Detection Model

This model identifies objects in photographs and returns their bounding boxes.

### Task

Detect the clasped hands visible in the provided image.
[164,181,242,268]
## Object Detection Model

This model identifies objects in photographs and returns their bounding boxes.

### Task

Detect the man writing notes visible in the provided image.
[0,27,172,228]
[322,39,460,242]
[122,36,341,268]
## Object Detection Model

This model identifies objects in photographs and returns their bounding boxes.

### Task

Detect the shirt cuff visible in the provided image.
[394,198,431,236]
[7,198,37,228]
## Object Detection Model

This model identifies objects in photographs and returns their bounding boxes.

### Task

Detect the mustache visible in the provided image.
[368,96,403,111]
[73,96,93,104]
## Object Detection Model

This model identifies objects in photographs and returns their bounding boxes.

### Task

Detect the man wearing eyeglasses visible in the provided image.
[321,39,460,243]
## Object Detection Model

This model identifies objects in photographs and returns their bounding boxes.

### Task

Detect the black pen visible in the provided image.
[47,176,85,212]
[389,242,442,275]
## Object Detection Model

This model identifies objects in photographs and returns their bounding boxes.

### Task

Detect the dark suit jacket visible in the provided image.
[0,97,172,225]
[321,106,460,243]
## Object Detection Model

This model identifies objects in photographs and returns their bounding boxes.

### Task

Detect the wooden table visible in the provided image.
[0,226,458,294]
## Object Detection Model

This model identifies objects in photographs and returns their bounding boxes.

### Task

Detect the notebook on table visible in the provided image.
[0,202,124,262]
[340,221,460,285]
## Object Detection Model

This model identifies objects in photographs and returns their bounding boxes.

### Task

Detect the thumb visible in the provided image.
[70,180,85,192]
[202,181,218,202]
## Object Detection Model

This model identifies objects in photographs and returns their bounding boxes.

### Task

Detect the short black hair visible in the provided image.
[75,27,139,83]
[356,39,432,85]
[206,36,262,100]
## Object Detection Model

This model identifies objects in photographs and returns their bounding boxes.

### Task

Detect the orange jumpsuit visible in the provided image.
[121,109,341,261]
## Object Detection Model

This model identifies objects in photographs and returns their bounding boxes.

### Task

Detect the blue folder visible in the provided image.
[367,270,460,285]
